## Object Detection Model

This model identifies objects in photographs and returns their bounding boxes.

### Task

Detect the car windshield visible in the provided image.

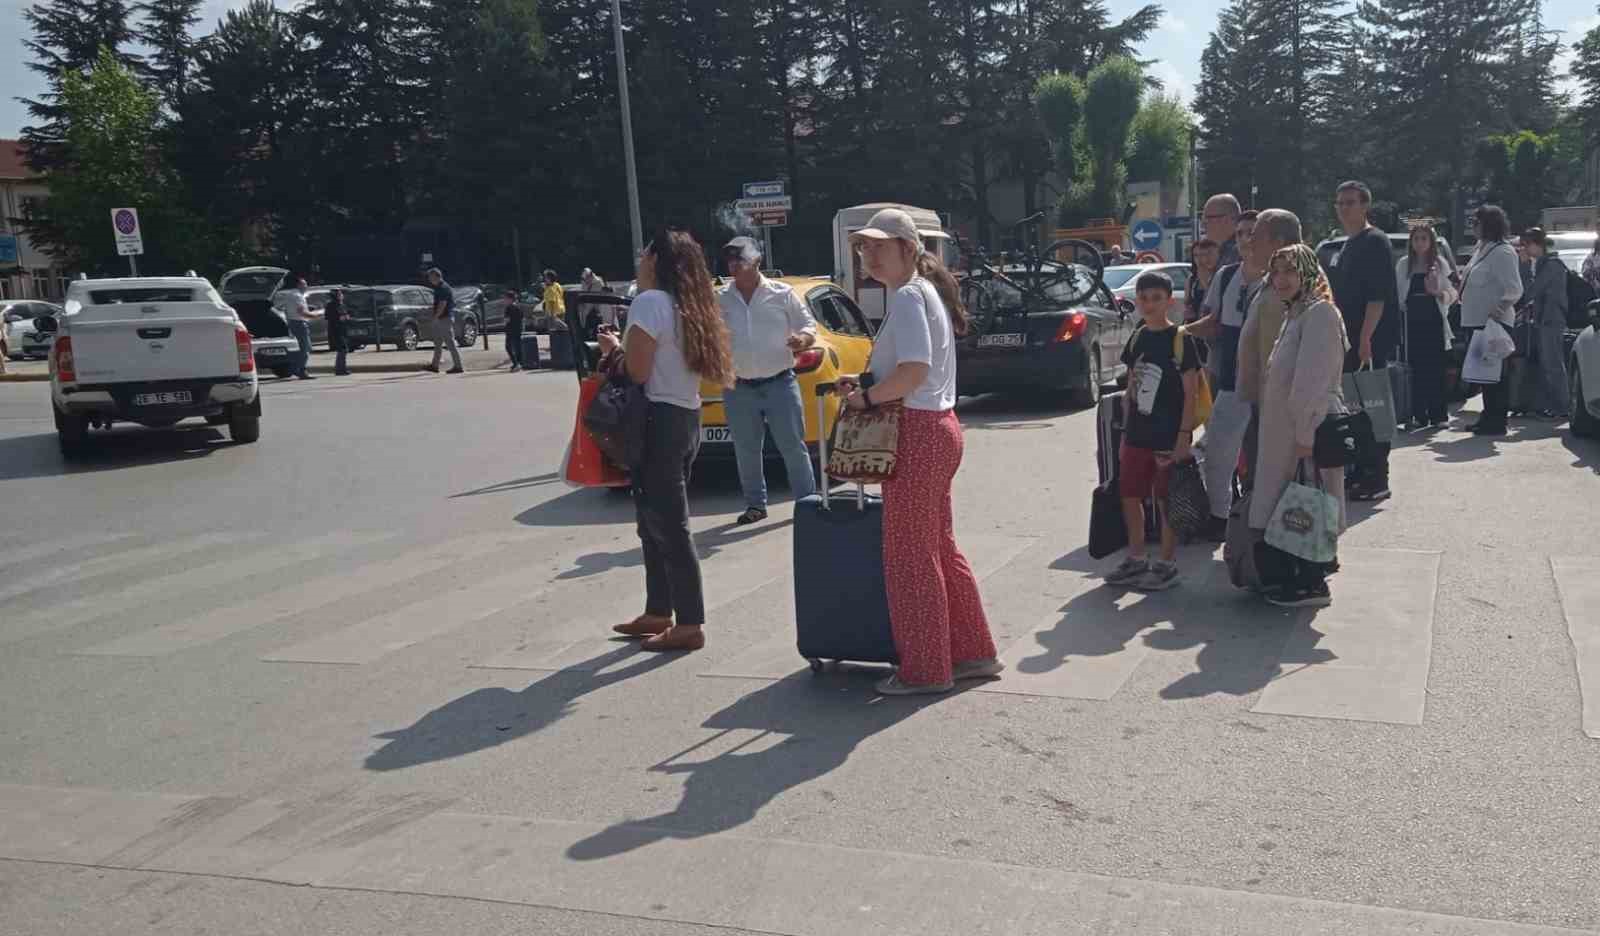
[3,309,26,323]
[222,273,283,294]
[1100,268,1144,291]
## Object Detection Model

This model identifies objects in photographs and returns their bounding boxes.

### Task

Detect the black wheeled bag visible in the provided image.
[793,382,898,671]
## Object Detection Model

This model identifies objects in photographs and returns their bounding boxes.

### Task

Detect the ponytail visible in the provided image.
[916,253,969,338]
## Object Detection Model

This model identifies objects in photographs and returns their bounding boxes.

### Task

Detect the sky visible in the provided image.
[2,0,1598,139]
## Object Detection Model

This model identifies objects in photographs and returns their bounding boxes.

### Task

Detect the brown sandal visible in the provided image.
[641,625,705,653]
[613,614,672,638]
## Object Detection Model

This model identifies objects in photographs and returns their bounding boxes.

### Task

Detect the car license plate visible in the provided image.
[261,347,288,356]
[977,333,1025,349]
[702,425,734,444]
[133,391,193,406]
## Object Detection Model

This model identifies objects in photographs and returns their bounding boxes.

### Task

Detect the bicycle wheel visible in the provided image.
[1028,239,1107,307]
[960,278,999,336]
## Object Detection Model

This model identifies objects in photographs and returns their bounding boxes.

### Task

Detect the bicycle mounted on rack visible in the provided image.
[953,212,1107,336]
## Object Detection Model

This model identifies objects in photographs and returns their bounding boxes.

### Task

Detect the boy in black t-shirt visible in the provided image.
[1105,272,1203,591]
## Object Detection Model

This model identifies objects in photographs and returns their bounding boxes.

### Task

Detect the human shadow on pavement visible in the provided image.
[565,676,946,861]
[1013,585,1180,676]
[1148,606,1331,700]
[1562,433,1600,473]
[515,485,748,528]
[0,427,229,481]
[555,521,795,581]
[364,644,675,772]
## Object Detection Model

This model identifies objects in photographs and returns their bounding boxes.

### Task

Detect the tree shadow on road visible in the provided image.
[363,644,675,772]
[1562,433,1600,474]
[0,427,230,481]
[565,674,949,861]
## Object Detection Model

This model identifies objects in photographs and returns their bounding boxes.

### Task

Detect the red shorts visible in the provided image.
[1118,443,1171,500]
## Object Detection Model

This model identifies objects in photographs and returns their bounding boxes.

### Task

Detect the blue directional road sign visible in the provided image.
[1130,219,1163,251]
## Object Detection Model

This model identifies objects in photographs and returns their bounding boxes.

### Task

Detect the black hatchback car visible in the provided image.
[956,269,1131,407]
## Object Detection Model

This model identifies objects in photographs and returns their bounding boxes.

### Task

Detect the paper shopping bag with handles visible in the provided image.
[1342,364,1397,444]
[1264,462,1340,565]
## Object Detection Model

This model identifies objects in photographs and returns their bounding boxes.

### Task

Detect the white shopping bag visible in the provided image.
[1482,319,1515,359]
[1462,327,1505,385]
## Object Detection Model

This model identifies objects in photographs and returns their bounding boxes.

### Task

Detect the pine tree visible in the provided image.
[138,0,204,111]
[20,0,145,173]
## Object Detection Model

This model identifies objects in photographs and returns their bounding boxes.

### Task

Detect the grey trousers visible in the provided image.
[430,317,463,370]
[1534,325,1570,415]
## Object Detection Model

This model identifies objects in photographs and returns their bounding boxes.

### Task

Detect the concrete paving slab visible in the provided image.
[5,531,390,645]
[5,782,1586,935]
[1551,557,1600,739]
[1253,548,1440,726]
[76,531,539,658]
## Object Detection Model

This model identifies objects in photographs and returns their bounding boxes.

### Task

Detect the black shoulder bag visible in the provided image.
[583,353,649,469]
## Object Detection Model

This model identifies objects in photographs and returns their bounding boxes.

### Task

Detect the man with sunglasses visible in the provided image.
[717,236,818,525]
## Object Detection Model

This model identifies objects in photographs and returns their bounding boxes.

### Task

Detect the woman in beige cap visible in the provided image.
[840,207,1000,695]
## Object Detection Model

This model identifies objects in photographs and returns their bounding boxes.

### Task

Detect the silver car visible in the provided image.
[3,300,62,359]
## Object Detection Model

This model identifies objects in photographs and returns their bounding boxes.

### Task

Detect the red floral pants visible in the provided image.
[881,408,997,685]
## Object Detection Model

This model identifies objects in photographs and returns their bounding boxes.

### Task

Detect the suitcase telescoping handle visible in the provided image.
[813,381,866,512]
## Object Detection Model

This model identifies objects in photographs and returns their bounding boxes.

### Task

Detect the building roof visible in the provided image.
[0,140,38,181]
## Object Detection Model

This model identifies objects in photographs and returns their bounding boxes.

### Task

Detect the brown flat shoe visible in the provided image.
[641,626,705,653]
[613,614,672,638]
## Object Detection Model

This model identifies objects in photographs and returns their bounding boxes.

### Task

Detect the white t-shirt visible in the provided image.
[868,277,956,412]
[626,289,701,410]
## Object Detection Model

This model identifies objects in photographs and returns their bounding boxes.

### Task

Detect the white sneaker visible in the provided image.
[1135,560,1180,591]
[1105,555,1149,587]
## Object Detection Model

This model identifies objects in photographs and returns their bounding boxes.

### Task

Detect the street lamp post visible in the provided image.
[610,0,644,271]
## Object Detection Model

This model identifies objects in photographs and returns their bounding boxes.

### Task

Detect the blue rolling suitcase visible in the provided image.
[793,382,898,672]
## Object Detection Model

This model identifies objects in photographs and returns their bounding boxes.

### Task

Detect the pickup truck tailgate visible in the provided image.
[70,306,241,383]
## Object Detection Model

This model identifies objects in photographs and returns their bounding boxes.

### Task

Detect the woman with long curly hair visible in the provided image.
[837,207,996,695]
[600,228,734,652]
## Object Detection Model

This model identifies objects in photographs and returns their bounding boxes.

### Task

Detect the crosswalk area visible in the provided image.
[0,525,1595,734]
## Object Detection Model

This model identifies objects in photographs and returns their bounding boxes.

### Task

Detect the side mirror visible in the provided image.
[1116,298,1134,319]
[33,315,58,333]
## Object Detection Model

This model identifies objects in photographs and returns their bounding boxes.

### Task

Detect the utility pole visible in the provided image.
[611,0,644,271]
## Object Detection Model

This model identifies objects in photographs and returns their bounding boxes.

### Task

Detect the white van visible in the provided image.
[832,203,952,325]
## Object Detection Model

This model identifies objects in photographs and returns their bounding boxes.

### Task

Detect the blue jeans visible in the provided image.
[722,371,816,509]
[287,319,312,377]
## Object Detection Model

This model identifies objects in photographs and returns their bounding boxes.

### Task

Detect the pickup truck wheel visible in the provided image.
[54,408,90,457]
[400,323,420,352]
[457,316,479,347]
[228,407,261,444]
[1571,363,1598,439]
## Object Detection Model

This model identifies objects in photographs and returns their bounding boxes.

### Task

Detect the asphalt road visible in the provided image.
[1,368,1597,935]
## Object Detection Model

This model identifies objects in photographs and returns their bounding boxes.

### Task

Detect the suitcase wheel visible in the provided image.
[807,658,826,674]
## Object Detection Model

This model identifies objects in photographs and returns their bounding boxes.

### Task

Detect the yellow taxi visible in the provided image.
[697,276,875,463]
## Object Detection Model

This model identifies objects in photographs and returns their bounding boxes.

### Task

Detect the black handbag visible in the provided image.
[1165,459,1209,541]
[1313,410,1375,469]
[583,369,648,469]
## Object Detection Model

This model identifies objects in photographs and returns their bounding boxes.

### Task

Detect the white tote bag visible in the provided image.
[1462,324,1507,385]
[1264,462,1340,565]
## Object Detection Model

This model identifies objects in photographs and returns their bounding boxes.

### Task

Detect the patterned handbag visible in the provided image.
[826,404,900,484]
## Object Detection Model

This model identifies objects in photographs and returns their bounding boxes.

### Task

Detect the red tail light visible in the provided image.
[1053,311,1088,343]
[236,326,255,373]
[53,336,75,382]
[793,347,825,373]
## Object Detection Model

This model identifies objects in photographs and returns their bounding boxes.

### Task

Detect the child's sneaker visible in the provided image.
[1104,555,1149,587]
[1135,559,1180,591]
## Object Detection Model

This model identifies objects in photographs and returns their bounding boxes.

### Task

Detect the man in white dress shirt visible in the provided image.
[718,236,818,525]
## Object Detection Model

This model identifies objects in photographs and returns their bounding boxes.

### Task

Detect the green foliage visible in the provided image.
[1081,56,1144,220]
[20,49,232,274]
[1477,129,1558,230]
[1126,93,1191,189]
[1034,72,1086,187]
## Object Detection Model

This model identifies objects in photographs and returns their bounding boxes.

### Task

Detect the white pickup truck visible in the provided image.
[45,275,261,456]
